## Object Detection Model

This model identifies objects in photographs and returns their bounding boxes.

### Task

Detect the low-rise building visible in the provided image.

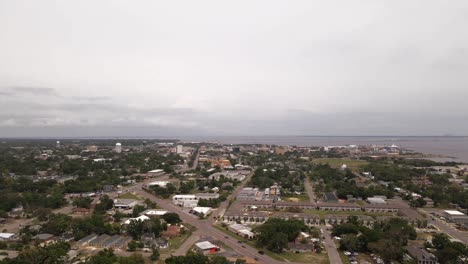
[147,169,165,177]
[140,209,168,217]
[191,207,212,217]
[237,188,259,201]
[444,210,468,226]
[123,215,150,225]
[172,195,199,207]
[114,199,139,210]
[0,233,17,242]
[32,233,57,246]
[76,233,98,247]
[162,225,181,238]
[406,244,437,264]
[194,241,220,255]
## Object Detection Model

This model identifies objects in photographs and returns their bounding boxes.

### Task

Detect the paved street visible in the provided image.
[134,181,307,264]
[321,227,343,264]
[304,177,316,204]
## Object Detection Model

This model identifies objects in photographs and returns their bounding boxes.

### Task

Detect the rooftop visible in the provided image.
[444,210,465,216]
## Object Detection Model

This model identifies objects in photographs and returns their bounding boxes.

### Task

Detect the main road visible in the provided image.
[134,183,298,264]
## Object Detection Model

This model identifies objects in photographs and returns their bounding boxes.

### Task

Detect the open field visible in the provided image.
[117,192,141,200]
[312,158,368,171]
[303,209,394,219]
[279,252,330,263]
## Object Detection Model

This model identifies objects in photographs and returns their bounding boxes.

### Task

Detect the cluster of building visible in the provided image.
[236,185,281,201]
[172,193,220,208]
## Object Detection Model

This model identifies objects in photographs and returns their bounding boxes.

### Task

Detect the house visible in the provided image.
[76,233,98,247]
[33,233,57,246]
[194,241,220,255]
[8,205,24,218]
[73,207,91,215]
[103,185,114,192]
[0,233,17,242]
[406,244,437,264]
[114,199,139,210]
[156,238,168,249]
[162,225,181,238]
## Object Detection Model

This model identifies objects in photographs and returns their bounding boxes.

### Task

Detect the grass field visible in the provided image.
[117,192,141,200]
[161,224,196,252]
[312,158,368,172]
[303,209,394,219]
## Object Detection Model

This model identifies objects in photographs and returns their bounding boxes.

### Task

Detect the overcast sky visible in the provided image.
[1,1,468,137]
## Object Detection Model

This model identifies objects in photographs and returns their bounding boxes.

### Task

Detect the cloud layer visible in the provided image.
[1,1,468,136]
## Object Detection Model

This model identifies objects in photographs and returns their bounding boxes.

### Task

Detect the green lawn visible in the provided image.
[303,209,394,219]
[161,224,196,252]
[312,158,368,172]
[117,192,141,200]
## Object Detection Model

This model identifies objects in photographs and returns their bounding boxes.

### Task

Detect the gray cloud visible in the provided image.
[0,1,467,137]
[10,86,59,96]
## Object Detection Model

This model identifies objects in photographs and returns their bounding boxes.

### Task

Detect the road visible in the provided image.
[210,171,254,221]
[304,177,316,204]
[133,181,307,264]
[321,227,343,264]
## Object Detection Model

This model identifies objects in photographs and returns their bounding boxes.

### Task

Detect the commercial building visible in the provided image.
[123,215,150,225]
[444,210,468,226]
[115,143,122,153]
[114,199,139,210]
[172,195,199,208]
[228,224,255,239]
[140,209,168,217]
[194,241,220,255]
[367,197,387,204]
[237,188,259,201]
[176,145,183,154]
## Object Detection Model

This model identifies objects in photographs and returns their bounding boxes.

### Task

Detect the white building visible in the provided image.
[176,145,183,154]
[0,233,17,241]
[123,215,150,225]
[115,143,122,153]
[140,209,168,217]
[172,195,199,208]
[146,181,169,188]
[191,207,212,216]
[147,169,165,177]
[114,199,139,210]
[194,241,220,255]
